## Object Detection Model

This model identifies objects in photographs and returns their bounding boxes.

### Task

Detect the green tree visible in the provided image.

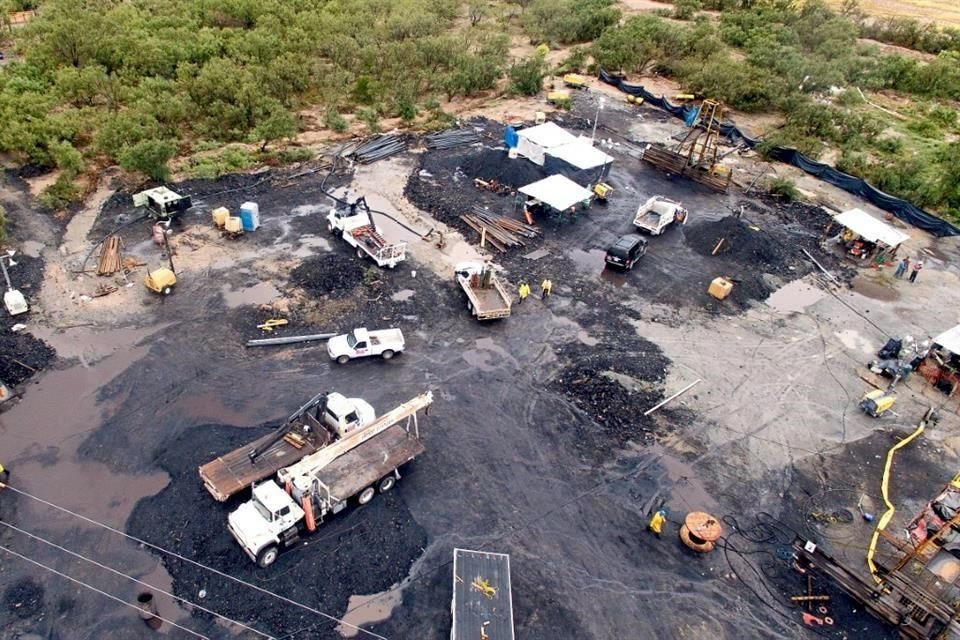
[119,139,177,182]
[254,102,299,151]
[49,140,84,177]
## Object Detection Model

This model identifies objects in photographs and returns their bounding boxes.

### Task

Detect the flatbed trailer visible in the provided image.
[199,417,332,502]
[451,549,514,640]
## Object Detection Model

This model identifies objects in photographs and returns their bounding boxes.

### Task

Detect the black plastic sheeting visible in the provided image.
[599,69,960,237]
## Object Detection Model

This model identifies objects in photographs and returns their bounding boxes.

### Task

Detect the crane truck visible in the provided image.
[227,391,433,567]
[327,196,407,268]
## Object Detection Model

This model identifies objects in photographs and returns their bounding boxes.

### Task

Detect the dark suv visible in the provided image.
[605,234,647,270]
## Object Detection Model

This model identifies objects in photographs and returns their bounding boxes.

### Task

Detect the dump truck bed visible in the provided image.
[199,414,333,502]
[314,424,424,501]
[451,549,514,640]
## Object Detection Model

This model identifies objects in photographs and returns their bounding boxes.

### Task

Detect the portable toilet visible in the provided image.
[239,202,260,232]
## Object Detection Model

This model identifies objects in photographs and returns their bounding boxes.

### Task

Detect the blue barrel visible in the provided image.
[239,202,260,231]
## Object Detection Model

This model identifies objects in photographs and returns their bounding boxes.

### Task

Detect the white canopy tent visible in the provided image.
[934,325,960,356]
[515,122,577,166]
[518,175,594,212]
[548,138,613,170]
[833,208,910,248]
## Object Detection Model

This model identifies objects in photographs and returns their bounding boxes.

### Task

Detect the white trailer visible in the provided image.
[633,195,689,235]
[227,392,433,567]
[326,199,407,268]
[327,327,405,363]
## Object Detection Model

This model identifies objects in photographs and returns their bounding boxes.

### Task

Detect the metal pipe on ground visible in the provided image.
[246,333,336,347]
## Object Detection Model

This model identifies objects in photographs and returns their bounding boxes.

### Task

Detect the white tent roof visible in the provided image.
[934,325,960,355]
[547,141,613,170]
[833,208,910,247]
[516,122,577,149]
[519,175,593,211]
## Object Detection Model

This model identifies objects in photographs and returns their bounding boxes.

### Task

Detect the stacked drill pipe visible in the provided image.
[459,207,540,253]
[425,128,480,150]
[353,135,407,163]
[97,235,123,275]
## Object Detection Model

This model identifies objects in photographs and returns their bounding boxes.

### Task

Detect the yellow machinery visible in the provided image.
[547,89,571,105]
[562,73,588,90]
[626,94,645,105]
[592,183,613,202]
[860,388,896,417]
[145,226,177,295]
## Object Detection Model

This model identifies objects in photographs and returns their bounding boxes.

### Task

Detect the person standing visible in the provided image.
[540,278,552,300]
[894,256,910,278]
[518,281,530,304]
[909,260,923,283]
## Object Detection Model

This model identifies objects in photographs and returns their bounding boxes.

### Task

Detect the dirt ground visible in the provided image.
[2,92,960,640]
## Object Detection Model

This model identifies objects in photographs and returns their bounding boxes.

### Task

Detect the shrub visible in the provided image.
[558,46,589,74]
[673,0,701,21]
[119,139,177,182]
[39,174,81,210]
[769,176,800,201]
[524,0,620,45]
[509,55,546,96]
[325,110,349,133]
[0,204,7,242]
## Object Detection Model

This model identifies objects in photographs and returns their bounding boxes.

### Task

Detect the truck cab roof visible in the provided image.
[252,481,295,513]
[352,327,369,342]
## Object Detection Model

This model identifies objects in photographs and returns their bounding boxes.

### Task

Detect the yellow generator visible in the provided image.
[145,225,177,296]
[860,388,896,418]
[562,74,588,90]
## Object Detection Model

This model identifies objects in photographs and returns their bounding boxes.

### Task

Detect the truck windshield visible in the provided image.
[253,497,272,522]
[346,332,358,348]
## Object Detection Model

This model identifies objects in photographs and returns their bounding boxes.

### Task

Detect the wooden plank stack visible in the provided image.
[97,235,123,275]
[459,207,541,253]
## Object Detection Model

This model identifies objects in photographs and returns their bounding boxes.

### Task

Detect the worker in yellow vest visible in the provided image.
[648,509,667,538]
[540,278,553,300]
[518,281,530,304]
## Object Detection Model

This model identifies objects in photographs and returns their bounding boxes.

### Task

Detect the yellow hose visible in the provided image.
[866,421,926,583]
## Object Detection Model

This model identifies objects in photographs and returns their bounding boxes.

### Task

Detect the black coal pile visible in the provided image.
[686,216,800,276]
[455,148,549,189]
[548,331,672,456]
[128,423,428,639]
[0,254,55,386]
[3,578,44,620]
[289,252,365,297]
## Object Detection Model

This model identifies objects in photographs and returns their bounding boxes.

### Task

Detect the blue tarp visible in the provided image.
[504,125,519,149]
[598,69,959,237]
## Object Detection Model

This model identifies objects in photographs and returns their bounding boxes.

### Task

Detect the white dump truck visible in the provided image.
[199,391,376,502]
[327,327,405,363]
[633,195,689,235]
[227,391,433,567]
[455,262,511,321]
[326,197,407,268]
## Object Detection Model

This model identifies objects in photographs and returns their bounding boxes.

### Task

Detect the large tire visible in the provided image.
[162,287,172,295]
[256,545,279,568]
[358,486,376,505]
[337,355,350,364]
[381,349,395,360]
[378,475,396,493]
[356,248,365,260]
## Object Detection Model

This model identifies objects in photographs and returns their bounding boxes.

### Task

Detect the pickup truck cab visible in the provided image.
[327,327,405,364]
[605,234,648,271]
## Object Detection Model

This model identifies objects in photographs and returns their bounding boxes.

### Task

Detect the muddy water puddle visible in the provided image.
[220,281,281,308]
[850,275,898,301]
[337,587,403,638]
[766,279,824,313]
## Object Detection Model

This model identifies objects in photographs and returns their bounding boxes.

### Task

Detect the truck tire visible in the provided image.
[356,248,365,260]
[467,301,474,313]
[162,287,172,295]
[378,475,396,493]
[381,350,395,360]
[256,545,279,568]
[358,486,376,505]
[337,355,350,364]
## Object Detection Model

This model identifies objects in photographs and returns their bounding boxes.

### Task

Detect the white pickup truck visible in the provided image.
[327,198,407,268]
[328,327,405,363]
[633,195,689,235]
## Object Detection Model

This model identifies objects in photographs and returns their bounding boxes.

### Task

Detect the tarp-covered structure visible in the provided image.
[519,175,593,212]
[513,122,613,169]
[833,209,910,248]
[934,326,960,356]
[598,68,960,238]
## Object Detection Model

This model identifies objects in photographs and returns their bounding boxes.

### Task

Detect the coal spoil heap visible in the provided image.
[289,252,365,297]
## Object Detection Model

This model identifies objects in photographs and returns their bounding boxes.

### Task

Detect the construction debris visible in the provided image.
[256,319,288,332]
[459,208,541,253]
[97,235,124,276]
